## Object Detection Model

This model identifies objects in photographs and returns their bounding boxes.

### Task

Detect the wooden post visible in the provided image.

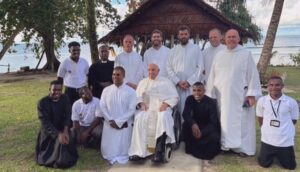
[171,35,174,48]
[135,36,140,52]
[195,34,200,45]
[140,35,148,58]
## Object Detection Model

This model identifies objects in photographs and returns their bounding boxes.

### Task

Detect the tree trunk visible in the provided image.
[257,0,284,80]
[0,26,23,60]
[86,0,99,64]
[42,33,60,72]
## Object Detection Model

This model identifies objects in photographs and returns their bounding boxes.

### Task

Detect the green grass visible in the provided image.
[0,67,299,172]
[0,76,107,172]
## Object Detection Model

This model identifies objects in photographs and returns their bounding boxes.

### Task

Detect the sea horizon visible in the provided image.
[1,32,300,74]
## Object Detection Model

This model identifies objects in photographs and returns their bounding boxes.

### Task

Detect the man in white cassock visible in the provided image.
[100,66,137,164]
[206,29,262,156]
[144,29,170,77]
[128,64,178,163]
[114,34,146,90]
[202,28,225,84]
[166,25,204,114]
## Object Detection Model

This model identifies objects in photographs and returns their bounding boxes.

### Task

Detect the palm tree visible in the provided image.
[257,0,285,81]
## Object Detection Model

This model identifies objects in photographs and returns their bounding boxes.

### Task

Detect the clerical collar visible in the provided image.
[101,60,108,63]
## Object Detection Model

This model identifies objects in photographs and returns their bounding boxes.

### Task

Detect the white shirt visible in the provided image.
[114,51,146,85]
[71,97,101,127]
[144,46,170,77]
[256,94,299,147]
[57,57,89,88]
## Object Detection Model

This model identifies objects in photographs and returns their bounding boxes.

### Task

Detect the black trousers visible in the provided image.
[64,86,81,105]
[258,142,296,170]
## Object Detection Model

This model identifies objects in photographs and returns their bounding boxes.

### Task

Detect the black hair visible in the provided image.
[78,86,89,96]
[193,82,204,87]
[68,41,80,48]
[178,25,191,34]
[269,75,283,83]
[50,80,63,86]
[114,66,126,76]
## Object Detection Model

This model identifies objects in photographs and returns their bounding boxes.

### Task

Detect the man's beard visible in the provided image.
[180,39,188,45]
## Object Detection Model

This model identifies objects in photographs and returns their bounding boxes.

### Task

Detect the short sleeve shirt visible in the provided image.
[256,94,299,147]
[72,97,101,127]
[57,57,89,88]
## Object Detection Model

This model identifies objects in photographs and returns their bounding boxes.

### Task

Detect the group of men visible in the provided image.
[35,26,298,170]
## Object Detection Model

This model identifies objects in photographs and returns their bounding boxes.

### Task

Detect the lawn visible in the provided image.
[0,74,108,172]
[0,67,299,172]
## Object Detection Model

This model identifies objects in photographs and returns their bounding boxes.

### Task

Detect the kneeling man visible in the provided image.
[129,64,179,163]
[72,86,102,149]
[100,66,137,164]
[36,80,78,168]
[256,76,299,170]
[182,82,221,164]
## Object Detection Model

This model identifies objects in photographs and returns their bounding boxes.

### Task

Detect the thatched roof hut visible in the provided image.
[98,0,254,50]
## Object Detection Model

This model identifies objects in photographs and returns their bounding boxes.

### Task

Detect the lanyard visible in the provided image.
[270,100,281,118]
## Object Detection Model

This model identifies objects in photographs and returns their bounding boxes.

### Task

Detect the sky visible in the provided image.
[14,0,300,42]
[246,0,300,34]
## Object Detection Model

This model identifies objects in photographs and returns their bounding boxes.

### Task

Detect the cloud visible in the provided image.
[247,0,300,30]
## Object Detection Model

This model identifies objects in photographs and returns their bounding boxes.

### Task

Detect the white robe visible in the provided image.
[203,44,225,83]
[144,45,170,77]
[166,42,204,113]
[100,84,137,164]
[128,76,179,158]
[114,51,146,85]
[206,45,262,155]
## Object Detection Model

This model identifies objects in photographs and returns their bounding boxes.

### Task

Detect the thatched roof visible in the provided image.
[98,0,254,45]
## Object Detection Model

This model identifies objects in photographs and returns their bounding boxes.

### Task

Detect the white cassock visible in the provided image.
[203,44,225,83]
[144,45,170,77]
[128,76,179,157]
[166,42,204,114]
[100,84,137,164]
[206,45,262,155]
[114,51,146,85]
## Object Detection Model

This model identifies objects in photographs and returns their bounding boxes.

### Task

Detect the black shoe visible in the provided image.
[151,152,164,163]
[129,155,144,161]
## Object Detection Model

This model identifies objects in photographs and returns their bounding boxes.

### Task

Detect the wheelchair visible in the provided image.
[161,105,181,163]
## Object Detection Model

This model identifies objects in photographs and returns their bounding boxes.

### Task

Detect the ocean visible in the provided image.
[0,35,299,73]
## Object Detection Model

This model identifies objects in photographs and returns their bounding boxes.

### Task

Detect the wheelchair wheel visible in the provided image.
[163,143,173,163]
[172,106,181,150]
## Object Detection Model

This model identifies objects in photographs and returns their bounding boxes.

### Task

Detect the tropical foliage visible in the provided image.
[0,0,120,71]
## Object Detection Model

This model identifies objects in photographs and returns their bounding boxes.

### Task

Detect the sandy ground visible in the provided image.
[107,144,203,172]
[0,71,56,83]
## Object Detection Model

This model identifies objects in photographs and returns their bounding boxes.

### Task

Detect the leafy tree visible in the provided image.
[217,0,261,43]
[0,0,120,71]
[290,51,300,67]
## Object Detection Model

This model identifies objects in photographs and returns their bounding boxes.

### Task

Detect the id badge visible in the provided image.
[270,120,280,127]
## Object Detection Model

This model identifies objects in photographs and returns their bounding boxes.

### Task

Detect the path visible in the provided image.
[107,144,202,172]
